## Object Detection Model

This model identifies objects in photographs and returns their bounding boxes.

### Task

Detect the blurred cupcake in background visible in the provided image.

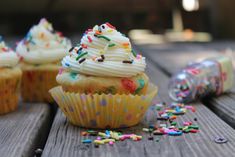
[50,23,157,128]
[0,37,22,114]
[16,18,71,103]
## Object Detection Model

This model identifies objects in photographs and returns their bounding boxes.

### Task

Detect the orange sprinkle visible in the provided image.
[122,43,129,47]
[45,43,50,48]
[40,33,45,38]
[92,57,97,61]
[95,31,102,35]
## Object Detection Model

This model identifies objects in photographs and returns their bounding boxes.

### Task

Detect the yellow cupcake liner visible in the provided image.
[21,69,58,103]
[0,71,21,114]
[49,83,157,129]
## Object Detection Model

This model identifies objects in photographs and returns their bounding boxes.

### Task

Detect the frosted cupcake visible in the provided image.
[16,18,71,102]
[50,23,157,128]
[0,38,22,114]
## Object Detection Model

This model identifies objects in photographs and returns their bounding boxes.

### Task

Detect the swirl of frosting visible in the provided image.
[62,23,146,77]
[16,18,71,64]
[0,40,19,67]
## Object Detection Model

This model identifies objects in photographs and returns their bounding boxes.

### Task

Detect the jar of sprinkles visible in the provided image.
[168,56,234,102]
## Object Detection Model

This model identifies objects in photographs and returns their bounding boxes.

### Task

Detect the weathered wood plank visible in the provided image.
[135,42,235,129]
[0,102,51,157]
[42,57,235,157]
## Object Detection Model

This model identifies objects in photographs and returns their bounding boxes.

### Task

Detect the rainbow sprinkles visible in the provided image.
[67,22,142,66]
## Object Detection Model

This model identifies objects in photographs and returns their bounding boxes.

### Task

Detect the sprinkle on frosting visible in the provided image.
[95,35,111,41]
[79,58,86,64]
[61,23,146,77]
[69,47,74,52]
[87,36,92,42]
[108,43,115,47]
[76,52,88,61]
[16,18,71,64]
[122,60,133,64]
[0,38,19,67]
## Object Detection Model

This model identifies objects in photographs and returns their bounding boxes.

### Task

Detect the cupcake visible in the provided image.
[16,18,71,102]
[50,23,157,128]
[0,37,22,114]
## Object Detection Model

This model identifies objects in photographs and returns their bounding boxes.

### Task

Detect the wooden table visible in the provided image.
[2,38,235,157]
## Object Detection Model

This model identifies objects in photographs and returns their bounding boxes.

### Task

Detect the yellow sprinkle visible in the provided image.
[94,140,104,145]
[125,48,132,52]
[99,50,104,55]
[107,30,113,33]
[183,126,189,131]
[103,139,115,143]
[165,110,175,113]
[110,131,120,140]
[98,132,107,137]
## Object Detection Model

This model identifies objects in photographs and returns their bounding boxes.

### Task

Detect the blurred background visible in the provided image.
[0,0,235,42]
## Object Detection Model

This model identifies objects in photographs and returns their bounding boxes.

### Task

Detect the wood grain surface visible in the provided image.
[42,56,235,157]
[0,102,51,157]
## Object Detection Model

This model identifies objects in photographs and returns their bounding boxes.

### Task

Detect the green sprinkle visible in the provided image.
[76,52,88,61]
[135,79,145,94]
[189,125,199,129]
[184,129,190,133]
[97,35,111,41]
[156,106,161,111]
[108,43,115,47]
[178,127,183,130]
[70,72,77,79]
[171,122,177,126]
[131,49,137,57]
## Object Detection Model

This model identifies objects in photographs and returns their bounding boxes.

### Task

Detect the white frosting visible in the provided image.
[0,41,19,67]
[62,23,146,77]
[16,18,71,64]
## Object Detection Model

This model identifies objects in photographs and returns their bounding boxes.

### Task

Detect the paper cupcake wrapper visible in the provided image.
[21,69,58,103]
[0,71,21,114]
[49,83,157,129]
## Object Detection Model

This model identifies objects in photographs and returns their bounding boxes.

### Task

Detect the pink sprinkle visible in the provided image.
[96,137,102,140]
[185,106,193,109]
[58,68,64,75]
[123,134,135,138]
[57,31,63,37]
[183,121,192,126]
[136,54,142,60]
[109,141,114,146]
[185,106,196,112]
[87,36,92,42]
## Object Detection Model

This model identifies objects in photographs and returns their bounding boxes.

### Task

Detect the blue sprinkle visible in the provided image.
[175,106,181,112]
[82,139,92,143]
[105,130,110,137]
[65,63,70,67]
[168,131,182,136]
